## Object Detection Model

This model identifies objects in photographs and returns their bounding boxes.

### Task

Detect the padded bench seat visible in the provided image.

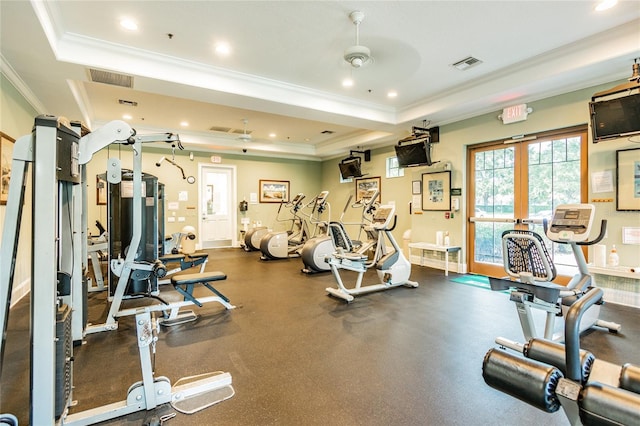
[171,271,229,307]
[159,252,209,263]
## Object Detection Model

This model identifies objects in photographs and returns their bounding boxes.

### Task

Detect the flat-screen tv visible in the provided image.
[395,140,433,167]
[339,157,363,179]
[590,92,640,143]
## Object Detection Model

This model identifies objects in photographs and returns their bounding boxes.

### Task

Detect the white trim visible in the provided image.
[198,163,238,248]
[0,54,47,113]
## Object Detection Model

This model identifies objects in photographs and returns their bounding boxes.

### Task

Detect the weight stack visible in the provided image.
[55,304,72,419]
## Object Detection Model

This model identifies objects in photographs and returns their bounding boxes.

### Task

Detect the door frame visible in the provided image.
[197,163,238,248]
[466,125,588,280]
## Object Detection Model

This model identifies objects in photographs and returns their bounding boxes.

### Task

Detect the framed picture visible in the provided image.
[412,180,422,195]
[96,176,107,205]
[616,147,640,211]
[355,176,381,202]
[259,179,290,203]
[1,132,15,205]
[422,170,451,211]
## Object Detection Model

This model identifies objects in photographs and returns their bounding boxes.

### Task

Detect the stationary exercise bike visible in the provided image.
[259,193,309,260]
[489,204,620,351]
[325,204,418,302]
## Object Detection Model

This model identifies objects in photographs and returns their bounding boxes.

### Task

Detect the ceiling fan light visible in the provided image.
[344,45,371,68]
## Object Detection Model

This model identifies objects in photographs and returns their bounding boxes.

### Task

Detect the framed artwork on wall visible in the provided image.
[616,147,640,211]
[259,179,290,203]
[355,176,381,202]
[1,132,15,205]
[421,171,451,211]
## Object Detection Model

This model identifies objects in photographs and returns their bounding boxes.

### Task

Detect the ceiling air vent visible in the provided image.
[118,99,138,107]
[231,128,252,135]
[88,68,134,88]
[451,56,483,71]
[209,126,233,133]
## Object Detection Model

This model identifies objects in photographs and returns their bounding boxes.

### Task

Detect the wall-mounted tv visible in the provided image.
[339,156,363,179]
[590,92,640,143]
[395,140,433,167]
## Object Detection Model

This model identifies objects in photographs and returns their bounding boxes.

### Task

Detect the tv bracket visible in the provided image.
[398,126,439,145]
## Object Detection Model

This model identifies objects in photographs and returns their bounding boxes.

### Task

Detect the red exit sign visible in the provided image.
[501,103,531,124]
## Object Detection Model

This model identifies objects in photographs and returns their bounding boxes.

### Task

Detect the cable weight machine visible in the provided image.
[0,116,234,425]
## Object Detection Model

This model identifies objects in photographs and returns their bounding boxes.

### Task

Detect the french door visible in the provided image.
[467,126,588,281]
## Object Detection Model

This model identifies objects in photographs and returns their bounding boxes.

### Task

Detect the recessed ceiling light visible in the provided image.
[342,78,354,87]
[595,0,617,11]
[387,91,398,98]
[123,114,132,120]
[180,121,189,127]
[120,18,138,31]
[269,133,276,138]
[215,42,231,56]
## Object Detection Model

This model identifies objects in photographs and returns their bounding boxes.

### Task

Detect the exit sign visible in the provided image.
[501,103,531,124]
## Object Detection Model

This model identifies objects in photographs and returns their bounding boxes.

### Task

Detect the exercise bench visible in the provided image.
[159,270,235,326]
[157,252,209,285]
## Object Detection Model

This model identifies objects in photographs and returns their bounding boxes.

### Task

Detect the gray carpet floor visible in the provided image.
[1,248,639,425]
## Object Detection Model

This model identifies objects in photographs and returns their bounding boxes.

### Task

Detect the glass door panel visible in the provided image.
[467,127,587,281]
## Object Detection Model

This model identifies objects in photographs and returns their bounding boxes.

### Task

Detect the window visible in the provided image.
[467,126,587,282]
[386,156,404,178]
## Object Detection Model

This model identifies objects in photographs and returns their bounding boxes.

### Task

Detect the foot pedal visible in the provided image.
[159,310,197,327]
[171,371,235,414]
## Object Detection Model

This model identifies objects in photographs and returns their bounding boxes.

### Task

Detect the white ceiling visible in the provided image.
[1,1,639,160]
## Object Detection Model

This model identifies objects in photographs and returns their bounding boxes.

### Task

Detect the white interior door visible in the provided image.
[199,164,237,248]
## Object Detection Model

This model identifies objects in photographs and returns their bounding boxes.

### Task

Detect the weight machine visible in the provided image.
[482,204,635,425]
[483,287,640,424]
[0,116,234,425]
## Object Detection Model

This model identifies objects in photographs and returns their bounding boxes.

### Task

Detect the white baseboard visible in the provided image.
[410,255,466,274]
[10,279,30,307]
[602,287,640,309]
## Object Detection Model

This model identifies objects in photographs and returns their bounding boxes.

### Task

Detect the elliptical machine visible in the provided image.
[299,191,334,273]
[301,189,379,274]
[241,226,269,252]
[489,203,620,350]
[259,193,309,260]
[325,204,418,302]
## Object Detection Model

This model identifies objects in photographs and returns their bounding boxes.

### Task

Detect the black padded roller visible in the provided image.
[579,382,640,426]
[524,338,595,384]
[482,348,563,413]
[619,363,640,395]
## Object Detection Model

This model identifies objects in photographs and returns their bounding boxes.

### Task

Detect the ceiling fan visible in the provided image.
[344,11,372,68]
[237,119,252,142]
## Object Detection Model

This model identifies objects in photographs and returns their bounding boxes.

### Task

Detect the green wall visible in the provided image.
[319,80,640,268]
[85,146,323,242]
[2,70,639,276]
